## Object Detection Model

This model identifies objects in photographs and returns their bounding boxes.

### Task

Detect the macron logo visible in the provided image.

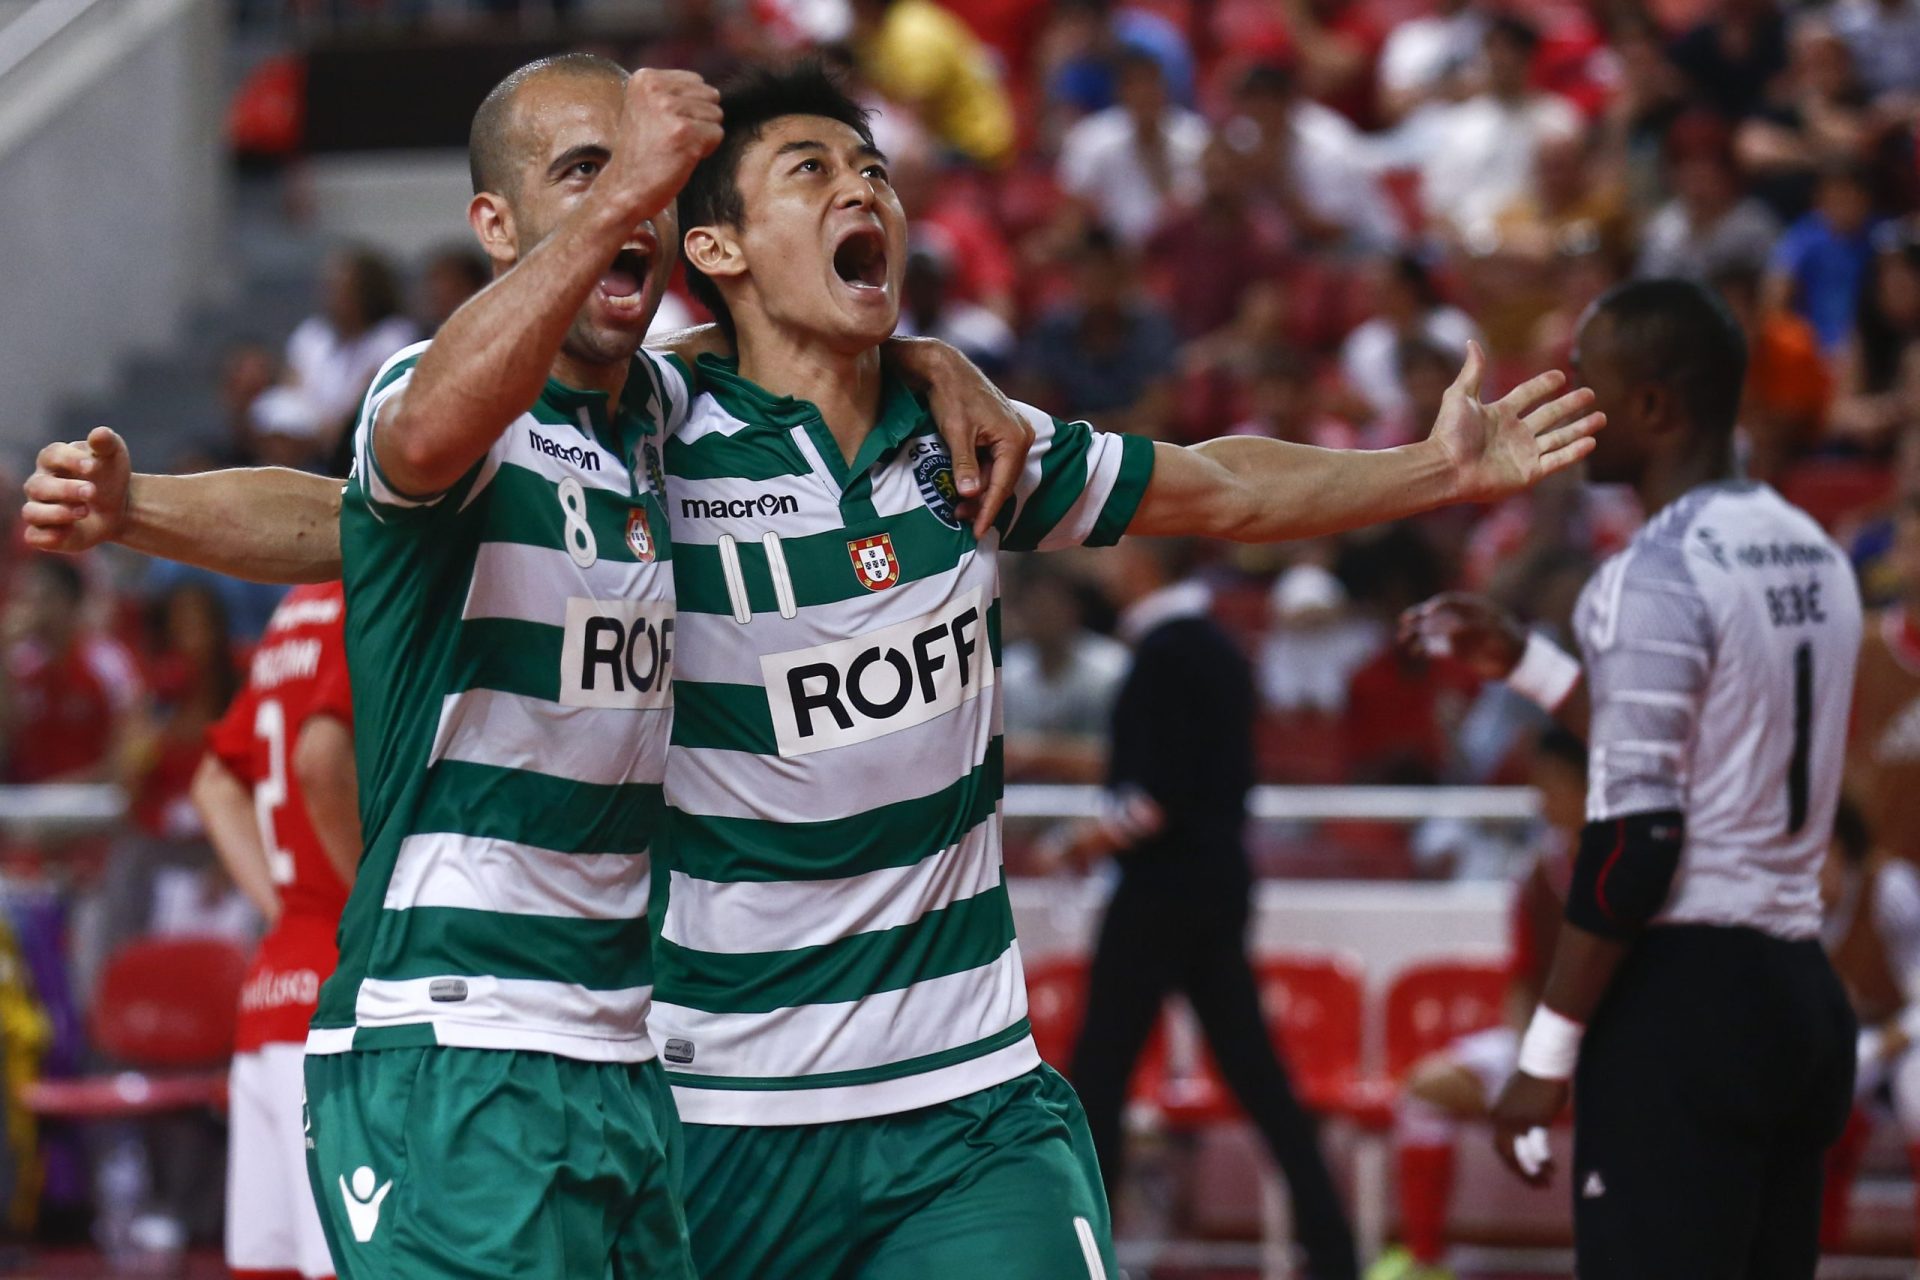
[340,1165,393,1242]
[528,428,602,472]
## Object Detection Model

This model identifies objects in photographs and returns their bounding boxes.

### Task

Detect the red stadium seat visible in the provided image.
[1380,958,1510,1081]
[23,936,247,1119]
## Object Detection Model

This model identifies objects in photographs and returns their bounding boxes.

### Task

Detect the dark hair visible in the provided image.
[1855,232,1920,391]
[469,53,628,197]
[677,60,875,338]
[1587,277,1749,439]
[1486,14,1540,55]
[340,248,403,328]
[1235,61,1297,101]
[1114,46,1166,82]
[1388,252,1442,309]
[22,555,85,608]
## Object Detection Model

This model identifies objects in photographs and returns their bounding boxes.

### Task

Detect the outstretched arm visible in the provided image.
[23,428,343,583]
[1128,344,1603,541]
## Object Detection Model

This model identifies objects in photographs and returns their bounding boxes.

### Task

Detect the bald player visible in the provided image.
[24,56,1028,1280]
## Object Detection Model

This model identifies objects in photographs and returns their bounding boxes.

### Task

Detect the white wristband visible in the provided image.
[1507,631,1582,712]
[1517,1005,1585,1082]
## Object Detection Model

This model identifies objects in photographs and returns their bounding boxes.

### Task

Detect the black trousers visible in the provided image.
[1572,924,1857,1280]
[1068,878,1358,1280]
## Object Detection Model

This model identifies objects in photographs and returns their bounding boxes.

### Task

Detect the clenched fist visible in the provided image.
[598,69,724,222]
[21,426,131,554]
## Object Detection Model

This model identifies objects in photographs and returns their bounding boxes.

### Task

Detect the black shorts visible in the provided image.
[1572,924,1856,1280]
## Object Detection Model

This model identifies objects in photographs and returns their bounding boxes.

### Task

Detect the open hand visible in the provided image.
[902,339,1035,538]
[22,426,131,553]
[1431,342,1604,504]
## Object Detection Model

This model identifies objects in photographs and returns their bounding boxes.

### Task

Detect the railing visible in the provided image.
[0,785,127,841]
[1004,784,1540,824]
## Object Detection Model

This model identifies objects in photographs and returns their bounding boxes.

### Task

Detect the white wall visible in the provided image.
[0,0,224,458]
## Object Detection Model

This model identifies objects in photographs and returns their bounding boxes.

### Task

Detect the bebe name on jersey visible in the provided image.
[561,598,675,710]
[528,429,601,472]
[761,588,993,757]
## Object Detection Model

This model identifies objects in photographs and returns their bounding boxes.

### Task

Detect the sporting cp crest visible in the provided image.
[847,533,900,591]
[626,508,656,562]
[914,446,962,531]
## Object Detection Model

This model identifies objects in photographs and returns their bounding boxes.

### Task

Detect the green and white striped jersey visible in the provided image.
[653,356,1154,1124]
[314,340,691,1062]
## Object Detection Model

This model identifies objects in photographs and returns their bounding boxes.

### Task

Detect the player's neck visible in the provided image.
[548,350,631,410]
[1636,443,1735,516]
[735,326,884,467]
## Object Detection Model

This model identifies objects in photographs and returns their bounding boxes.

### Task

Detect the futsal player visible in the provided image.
[1405,278,1863,1278]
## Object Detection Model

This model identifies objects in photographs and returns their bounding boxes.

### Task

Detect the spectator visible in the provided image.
[1002,564,1129,783]
[1668,0,1790,121]
[1635,118,1782,280]
[129,582,242,848]
[1768,158,1886,351]
[848,0,1016,167]
[416,245,490,332]
[0,558,142,786]
[1057,48,1210,248]
[1598,12,1690,221]
[1142,137,1292,341]
[1376,0,1487,125]
[1831,225,1920,447]
[1337,254,1479,423]
[1415,16,1582,242]
[1228,348,1356,448]
[1712,264,1834,480]
[1736,16,1877,219]
[894,237,1018,378]
[265,247,417,453]
[1831,0,1920,102]
[202,342,281,469]
[1041,0,1196,118]
[1259,561,1383,716]
[1222,62,1401,253]
[889,140,1018,321]
[1018,226,1179,433]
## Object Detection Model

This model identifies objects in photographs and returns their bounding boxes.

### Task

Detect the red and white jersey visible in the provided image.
[206,583,353,1051]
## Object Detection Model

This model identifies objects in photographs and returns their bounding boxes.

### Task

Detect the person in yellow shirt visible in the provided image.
[852,0,1016,166]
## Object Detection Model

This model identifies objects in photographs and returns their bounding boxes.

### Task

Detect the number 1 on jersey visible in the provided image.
[1787,642,1811,837]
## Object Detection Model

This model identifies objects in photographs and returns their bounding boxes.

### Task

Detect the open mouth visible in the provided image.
[596,237,656,316]
[832,226,889,292]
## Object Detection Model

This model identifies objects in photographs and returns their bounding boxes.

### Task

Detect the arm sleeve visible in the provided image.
[1578,540,1716,822]
[996,405,1157,552]
[345,342,499,526]
[205,682,258,782]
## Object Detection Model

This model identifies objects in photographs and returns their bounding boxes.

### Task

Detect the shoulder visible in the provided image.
[365,340,433,405]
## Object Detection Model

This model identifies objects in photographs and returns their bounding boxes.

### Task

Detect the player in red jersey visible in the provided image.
[190,581,357,1280]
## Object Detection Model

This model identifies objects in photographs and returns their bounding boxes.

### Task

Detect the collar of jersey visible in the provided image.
[695,354,927,489]
[538,359,656,442]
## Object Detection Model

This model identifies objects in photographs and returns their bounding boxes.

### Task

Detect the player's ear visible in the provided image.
[684,224,746,283]
[469,193,519,270]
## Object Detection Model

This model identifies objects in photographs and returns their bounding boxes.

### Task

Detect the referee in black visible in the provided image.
[1406,279,1862,1277]
[1057,538,1358,1280]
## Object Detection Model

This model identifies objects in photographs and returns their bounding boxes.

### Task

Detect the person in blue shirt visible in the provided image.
[1769,160,1884,352]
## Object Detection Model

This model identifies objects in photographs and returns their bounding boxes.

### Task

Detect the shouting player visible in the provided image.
[192,582,357,1280]
[25,55,1036,1280]
[1405,278,1862,1277]
[24,61,1602,1280]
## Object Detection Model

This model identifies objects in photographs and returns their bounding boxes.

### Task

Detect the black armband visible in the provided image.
[1564,811,1685,940]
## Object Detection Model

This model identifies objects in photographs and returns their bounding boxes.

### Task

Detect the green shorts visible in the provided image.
[304,1046,694,1280]
[682,1064,1116,1280]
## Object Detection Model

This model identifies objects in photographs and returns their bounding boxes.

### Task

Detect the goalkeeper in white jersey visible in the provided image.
[1406,278,1863,1278]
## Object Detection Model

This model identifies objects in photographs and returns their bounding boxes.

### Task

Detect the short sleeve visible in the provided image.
[1577,540,1716,821]
[205,681,258,783]
[997,405,1157,553]
[344,341,494,526]
[308,618,354,729]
